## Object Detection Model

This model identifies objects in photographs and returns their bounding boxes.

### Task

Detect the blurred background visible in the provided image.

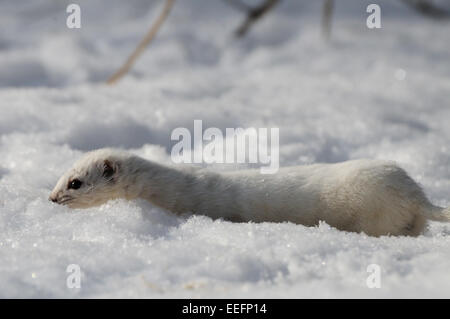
[1,0,449,87]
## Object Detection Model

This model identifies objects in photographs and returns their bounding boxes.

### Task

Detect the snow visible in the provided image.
[0,0,450,298]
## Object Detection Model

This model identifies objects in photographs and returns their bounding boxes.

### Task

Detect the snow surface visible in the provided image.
[0,0,450,298]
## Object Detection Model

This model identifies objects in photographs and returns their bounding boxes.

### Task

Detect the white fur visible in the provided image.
[50,148,450,237]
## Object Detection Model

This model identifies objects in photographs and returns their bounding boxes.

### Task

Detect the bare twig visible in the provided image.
[107,0,175,85]
[401,0,450,19]
[321,0,334,40]
[234,0,281,37]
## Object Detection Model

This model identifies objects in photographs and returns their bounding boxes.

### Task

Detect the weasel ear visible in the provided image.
[102,160,115,178]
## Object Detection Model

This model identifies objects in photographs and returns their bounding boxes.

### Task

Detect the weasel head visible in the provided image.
[49,149,131,209]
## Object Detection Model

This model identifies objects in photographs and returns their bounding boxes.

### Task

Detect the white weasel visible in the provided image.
[49,148,450,237]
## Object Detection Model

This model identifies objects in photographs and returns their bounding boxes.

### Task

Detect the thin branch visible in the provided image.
[401,0,450,19]
[107,0,175,85]
[321,0,334,40]
[234,0,281,38]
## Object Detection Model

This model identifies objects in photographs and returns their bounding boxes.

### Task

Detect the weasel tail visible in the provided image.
[427,206,450,222]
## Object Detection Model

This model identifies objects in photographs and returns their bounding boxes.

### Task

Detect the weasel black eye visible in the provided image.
[68,179,82,190]
[102,160,114,179]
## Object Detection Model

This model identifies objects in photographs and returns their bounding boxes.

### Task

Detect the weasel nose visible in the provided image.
[49,196,57,203]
